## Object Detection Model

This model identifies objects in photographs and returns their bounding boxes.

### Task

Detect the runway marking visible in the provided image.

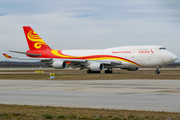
[62,88,84,91]
[40,83,180,88]
[0,82,22,85]
[0,87,180,94]
[151,82,161,83]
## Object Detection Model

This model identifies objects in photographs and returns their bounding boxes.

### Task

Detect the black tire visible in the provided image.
[155,71,160,74]
[87,70,101,74]
[105,70,113,74]
[87,69,92,74]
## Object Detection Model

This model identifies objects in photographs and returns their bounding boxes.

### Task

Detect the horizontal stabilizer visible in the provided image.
[9,50,42,56]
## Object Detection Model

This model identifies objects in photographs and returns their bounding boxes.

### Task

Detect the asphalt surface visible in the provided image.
[1,68,180,74]
[0,80,180,112]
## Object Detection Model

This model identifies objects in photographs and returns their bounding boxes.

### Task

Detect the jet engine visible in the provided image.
[89,62,104,71]
[52,60,66,69]
[126,68,139,71]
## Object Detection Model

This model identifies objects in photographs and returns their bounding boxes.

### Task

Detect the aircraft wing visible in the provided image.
[96,60,122,65]
[67,60,122,69]
[3,53,120,64]
[2,53,86,62]
[3,53,122,69]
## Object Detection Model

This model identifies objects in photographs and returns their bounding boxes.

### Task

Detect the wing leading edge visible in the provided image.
[2,53,122,67]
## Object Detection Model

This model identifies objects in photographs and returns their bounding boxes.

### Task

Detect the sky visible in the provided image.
[0,0,180,61]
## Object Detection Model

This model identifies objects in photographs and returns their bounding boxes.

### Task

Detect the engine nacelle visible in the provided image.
[126,68,139,71]
[90,62,104,71]
[52,60,66,69]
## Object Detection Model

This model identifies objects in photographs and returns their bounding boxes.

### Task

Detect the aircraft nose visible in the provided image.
[162,52,178,64]
[173,54,178,61]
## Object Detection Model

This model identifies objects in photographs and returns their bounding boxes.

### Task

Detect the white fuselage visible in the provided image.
[61,45,177,68]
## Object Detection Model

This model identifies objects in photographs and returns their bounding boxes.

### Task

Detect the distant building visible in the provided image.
[163,62,180,68]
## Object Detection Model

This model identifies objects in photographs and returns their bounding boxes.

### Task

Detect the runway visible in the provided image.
[0,80,180,112]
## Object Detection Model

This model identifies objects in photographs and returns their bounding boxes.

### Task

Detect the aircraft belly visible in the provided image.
[137,58,162,67]
[104,62,139,68]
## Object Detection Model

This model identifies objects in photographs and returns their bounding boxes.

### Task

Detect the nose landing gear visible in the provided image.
[155,66,160,74]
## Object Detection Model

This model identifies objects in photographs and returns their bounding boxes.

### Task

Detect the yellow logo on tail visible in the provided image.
[27,30,47,49]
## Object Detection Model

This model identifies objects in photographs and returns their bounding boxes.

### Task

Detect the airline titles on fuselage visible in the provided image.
[112,50,154,54]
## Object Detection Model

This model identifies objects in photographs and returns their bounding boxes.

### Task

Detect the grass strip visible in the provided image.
[0,104,179,120]
[0,72,180,80]
[1,70,180,80]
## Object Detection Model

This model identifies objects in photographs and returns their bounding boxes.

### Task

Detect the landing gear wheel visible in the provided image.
[105,68,113,74]
[87,70,101,74]
[155,66,160,74]
[155,71,160,74]
[87,69,92,74]
[105,70,113,74]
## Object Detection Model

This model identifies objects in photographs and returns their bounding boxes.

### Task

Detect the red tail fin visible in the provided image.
[23,26,52,51]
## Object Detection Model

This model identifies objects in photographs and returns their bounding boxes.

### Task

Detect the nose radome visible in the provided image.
[173,54,178,61]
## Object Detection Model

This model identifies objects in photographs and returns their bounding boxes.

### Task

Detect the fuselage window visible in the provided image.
[159,47,166,50]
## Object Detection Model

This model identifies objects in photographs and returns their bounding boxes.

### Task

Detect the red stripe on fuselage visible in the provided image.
[26,50,142,67]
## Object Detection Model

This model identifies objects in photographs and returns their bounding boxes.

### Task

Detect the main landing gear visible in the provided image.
[105,69,113,74]
[87,69,101,74]
[87,69,113,74]
[155,66,160,74]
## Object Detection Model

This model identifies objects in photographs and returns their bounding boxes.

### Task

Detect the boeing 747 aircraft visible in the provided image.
[3,26,178,74]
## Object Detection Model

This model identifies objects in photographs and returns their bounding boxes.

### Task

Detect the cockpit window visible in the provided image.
[159,47,166,50]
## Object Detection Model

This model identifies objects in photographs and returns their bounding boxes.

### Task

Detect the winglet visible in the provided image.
[3,53,12,58]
